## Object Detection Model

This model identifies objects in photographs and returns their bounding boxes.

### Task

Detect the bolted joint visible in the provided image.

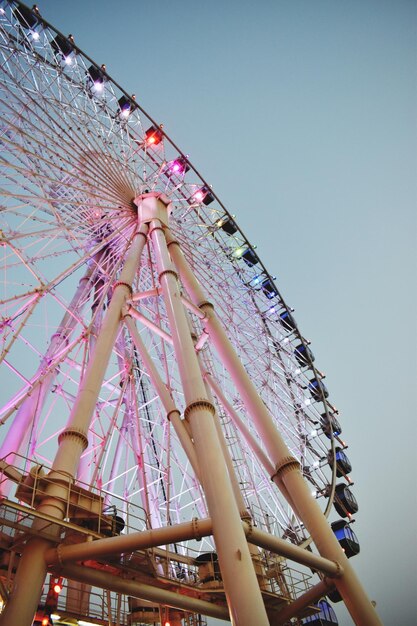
[271,456,300,481]
[184,399,215,420]
[240,510,253,523]
[158,268,178,282]
[191,517,202,541]
[113,281,133,295]
[328,561,344,579]
[167,237,180,249]
[148,223,165,238]
[121,304,133,320]
[58,427,89,451]
[133,228,148,241]
[166,408,181,422]
[50,331,69,347]
[242,519,254,540]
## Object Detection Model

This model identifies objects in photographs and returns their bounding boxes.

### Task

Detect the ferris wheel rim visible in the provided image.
[0,0,352,548]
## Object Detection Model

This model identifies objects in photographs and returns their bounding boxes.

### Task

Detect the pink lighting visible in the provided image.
[191,185,214,205]
[187,185,213,206]
[166,155,189,177]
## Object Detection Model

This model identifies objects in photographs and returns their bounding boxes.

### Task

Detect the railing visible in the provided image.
[0,453,318,625]
[0,452,150,537]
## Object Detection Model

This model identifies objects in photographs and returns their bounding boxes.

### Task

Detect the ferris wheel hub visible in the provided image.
[134,192,173,226]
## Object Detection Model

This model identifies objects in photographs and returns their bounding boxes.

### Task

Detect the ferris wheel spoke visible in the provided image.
[0,291,41,366]
[124,316,200,479]
[0,73,140,218]
[89,381,132,488]
[122,316,206,523]
[0,258,98,457]
[0,148,130,213]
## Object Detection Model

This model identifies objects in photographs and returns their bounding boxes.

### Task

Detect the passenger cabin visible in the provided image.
[294,343,315,368]
[328,447,352,477]
[334,483,358,517]
[301,598,338,624]
[331,519,360,558]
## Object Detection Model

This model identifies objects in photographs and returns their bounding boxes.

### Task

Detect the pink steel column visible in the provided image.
[0,224,149,626]
[200,364,270,592]
[51,226,148,478]
[139,194,269,626]
[204,370,299,516]
[167,233,383,626]
[204,370,275,476]
[0,263,95,477]
[124,314,202,483]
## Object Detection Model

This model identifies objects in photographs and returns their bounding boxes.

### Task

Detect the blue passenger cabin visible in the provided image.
[328,447,352,477]
[242,248,259,267]
[334,483,358,517]
[331,519,360,558]
[51,34,75,59]
[15,4,39,29]
[262,278,278,299]
[320,413,342,439]
[309,377,329,401]
[301,599,338,624]
[294,343,315,368]
[279,310,296,331]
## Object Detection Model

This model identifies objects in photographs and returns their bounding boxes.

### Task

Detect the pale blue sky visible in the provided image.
[31,1,417,623]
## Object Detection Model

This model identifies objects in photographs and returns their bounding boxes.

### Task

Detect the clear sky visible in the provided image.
[29,1,417,624]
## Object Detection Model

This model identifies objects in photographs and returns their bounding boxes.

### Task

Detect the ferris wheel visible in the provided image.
[0,3,381,626]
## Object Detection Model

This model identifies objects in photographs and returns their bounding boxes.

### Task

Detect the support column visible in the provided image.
[167,232,382,626]
[57,563,231,621]
[124,315,202,483]
[204,370,298,516]
[141,194,269,626]
[270,579,334,625]
[198,353,271,592]
[51,223,148,478]
[0,224,149,626]
[0,262,96,478]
